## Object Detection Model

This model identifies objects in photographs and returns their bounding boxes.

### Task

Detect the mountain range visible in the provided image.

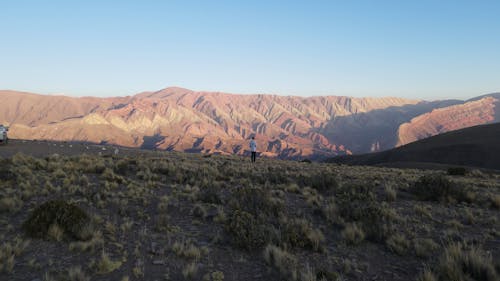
[1,88,499,159]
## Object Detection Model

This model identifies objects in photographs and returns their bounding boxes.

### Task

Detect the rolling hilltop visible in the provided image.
[329,122,500,170]
[1,88,499,159]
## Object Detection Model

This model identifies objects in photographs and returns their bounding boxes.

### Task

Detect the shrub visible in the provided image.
[434,243,498,281]
[23,200,91,241]
[101,168,124,183]
[417,268,438,281]
[316,269,340,281]
[204,271,224,281]
[320,198,340,224]
[490,194,500,209]
[259,167,291,185]
[386,233,410,255]
[114,159,130,175]
[231,187,282,217]
[281,218,324,251]
[414,238,439,258]
[182,262,198,279]
[336,184,394,242]
[410,175,453,201]
[96,251,122,274]
[69,231,104,252]
[299,172,339,193]
[198,185,222,204]
[341,223,365,245]
[447,167,467,176]
[172,240,201,260]
[67,266,90,281]
[191,204,207,219]
[263,244,298,281]
[47,223,64,242]
[0,196,23,213]
[0,159,15,180]
[0,237,30,274]
[341,202,394,242]
[410,174,473,203]
[384,185,397,202]
[225,210,272,250]
[336,183,375,213]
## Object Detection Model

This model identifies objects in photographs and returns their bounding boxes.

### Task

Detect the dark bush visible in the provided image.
[447,167,467,176]
[0,159,14,180]
[151,160,175,175]
[336,184,393,242]
[280,218,324,251]
[231,187,282,217]
[361,204,395,242]
[299,159,312,163]
[261,168,291,185]
[433,243,499,281]
[198,185,222,204]
[410,174,452,201]
[298,172,339,193]
[336,184,375,221]
[316,269,340,281]
[23,200,91,241]
[225,210,272,250]
[114,159,130,175]
[410,174,473,203]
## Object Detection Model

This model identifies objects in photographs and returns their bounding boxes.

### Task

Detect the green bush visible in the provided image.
[433,243,498,281]
[198,185,222,204]
[410,174,473,203]
[299,172,339,193]
[225,210,272,250]
[0,159,14,180]
[336,184,376,221]
[231,187,282,217]
[336,185,394,242]
[280,218,324,251]
[341,223,365,245]
[23,200,91,241]
[114,159,130,175]
[263,244,298,280]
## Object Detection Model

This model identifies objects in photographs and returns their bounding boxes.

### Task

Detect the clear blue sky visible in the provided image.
[1,0,499,100]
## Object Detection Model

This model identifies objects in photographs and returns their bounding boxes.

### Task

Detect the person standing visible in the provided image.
[249,137,257,163]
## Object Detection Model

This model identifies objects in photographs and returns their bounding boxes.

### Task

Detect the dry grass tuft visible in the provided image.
[424,243,499,281]
[182,261,198,279]
[96,251,122,274]
[342,223,365,245]
[263,244,298,281]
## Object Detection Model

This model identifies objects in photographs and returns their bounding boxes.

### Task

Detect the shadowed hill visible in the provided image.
[395,94,500,146]
[328,122,500,170]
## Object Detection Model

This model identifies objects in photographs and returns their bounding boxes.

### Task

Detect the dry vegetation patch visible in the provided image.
[0,151,498,280]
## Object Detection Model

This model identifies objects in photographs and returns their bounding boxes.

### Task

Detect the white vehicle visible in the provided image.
[0,125,8,144]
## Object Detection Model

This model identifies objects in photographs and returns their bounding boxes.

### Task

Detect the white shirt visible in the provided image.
[250,140,257,152]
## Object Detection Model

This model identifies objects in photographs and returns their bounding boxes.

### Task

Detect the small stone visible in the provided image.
[152,260,165,265]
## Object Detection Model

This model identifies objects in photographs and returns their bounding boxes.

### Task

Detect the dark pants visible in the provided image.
[251,151,256,162]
